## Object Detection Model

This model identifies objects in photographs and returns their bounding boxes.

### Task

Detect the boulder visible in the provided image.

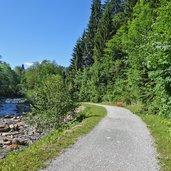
[7,144,18,150]
[0,123,6,129]
[12,138,28,145]
[0,154,5,159]
[2,141,12,146]
[0,125,10,132]
[4,115,14,119]
[2,131,20,137]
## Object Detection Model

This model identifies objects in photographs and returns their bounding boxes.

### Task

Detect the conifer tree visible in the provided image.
[93,3,113,63]
[70,31,86,72]
[84,0,102,66]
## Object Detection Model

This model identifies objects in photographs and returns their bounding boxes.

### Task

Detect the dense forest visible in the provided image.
[69,0,171,117]
[0,0,171,127]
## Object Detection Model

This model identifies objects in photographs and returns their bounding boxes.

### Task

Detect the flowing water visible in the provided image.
[0,98,25,116]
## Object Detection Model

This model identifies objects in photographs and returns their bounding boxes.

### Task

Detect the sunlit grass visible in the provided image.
[0,104,107,171]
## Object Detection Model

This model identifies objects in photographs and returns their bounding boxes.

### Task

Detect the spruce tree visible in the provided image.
[84,0,102,67]
[70,31,86,72]
[93,3,113,63]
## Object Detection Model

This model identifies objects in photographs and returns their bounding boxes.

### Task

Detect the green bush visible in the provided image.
[30,75,77,129]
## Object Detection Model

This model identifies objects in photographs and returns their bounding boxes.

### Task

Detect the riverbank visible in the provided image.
[0,104,106,171]
[0,98,42,159]
[0,114,44,159]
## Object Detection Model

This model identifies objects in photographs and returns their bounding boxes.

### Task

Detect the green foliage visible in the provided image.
[22,60,64,90]
[70,32,86,72]
[22,60,66,101]
[0,62,21,98]
[144,0,171,116]
[84,0,102,66]
[93,2,113,63]
[29,75,77,129]
[69,0,171,118]
[20,60,77,130]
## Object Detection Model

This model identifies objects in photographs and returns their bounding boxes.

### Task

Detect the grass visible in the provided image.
[140,114,171,171]
[126,103,171,171]
[0,104,107,171]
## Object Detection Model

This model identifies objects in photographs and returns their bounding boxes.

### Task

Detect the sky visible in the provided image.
[0,0,94,68]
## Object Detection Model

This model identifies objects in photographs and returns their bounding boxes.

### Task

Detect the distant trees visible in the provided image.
[22,60,77,129]
[22,60,65,92]
[0,62,22,98]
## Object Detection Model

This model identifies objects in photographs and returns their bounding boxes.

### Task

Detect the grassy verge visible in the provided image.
[126,104,171,171]
[0,104,106,171]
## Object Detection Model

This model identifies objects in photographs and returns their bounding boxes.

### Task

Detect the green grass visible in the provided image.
[0,104,107,171]
[126,104,171,171]
[141,115,171,171]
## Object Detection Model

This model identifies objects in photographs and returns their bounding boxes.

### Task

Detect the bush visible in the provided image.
[30,75,77,129]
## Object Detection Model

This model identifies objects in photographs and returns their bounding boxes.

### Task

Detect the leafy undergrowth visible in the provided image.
[0,104,106,171]
[126,104,171,171]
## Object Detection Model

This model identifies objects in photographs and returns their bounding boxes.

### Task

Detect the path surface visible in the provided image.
[43,104,159,171]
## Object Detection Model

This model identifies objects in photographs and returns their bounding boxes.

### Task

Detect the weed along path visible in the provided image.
[43,104,160,171]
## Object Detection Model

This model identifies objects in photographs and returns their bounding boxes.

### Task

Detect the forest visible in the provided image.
[0,0,171,128]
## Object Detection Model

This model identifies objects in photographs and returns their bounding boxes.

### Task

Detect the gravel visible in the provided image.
[42,104,160,171]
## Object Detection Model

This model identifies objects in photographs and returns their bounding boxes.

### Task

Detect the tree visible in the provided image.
[144,0,171,116]
[0,62,20,97]
[70,31,86,72]
[93,2,113,63]
[84,0,102,66]
[122,0,156,104]
[30,75,77,129]
[22,60,65,99]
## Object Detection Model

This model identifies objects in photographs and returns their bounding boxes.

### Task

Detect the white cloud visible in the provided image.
[24,62,33,67]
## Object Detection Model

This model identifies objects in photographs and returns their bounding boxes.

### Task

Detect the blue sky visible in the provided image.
[0,0,96,68]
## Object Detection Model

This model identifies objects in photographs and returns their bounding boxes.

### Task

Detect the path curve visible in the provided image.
[43,104,160,171]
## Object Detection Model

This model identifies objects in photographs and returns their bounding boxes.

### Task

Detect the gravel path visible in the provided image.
[43,104,160,171]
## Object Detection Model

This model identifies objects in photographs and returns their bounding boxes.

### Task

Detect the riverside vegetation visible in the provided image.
[0,0,171,170]
[0,104,106,171]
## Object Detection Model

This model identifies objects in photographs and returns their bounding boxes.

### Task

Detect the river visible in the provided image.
[0,98,26,116]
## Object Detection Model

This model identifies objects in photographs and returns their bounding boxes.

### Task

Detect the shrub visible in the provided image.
[30,75,77,129]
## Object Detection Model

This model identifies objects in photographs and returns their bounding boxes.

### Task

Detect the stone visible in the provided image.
[0,123,5,129]
[12,138,28,145]
[3,141,12,145]
[4,115,13,119]
[0,154,5,159]
[2,131,20,137]
[7,144,18,150]
[9,124,14,129]
[0,125,10,132]
[0,140,4,145]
